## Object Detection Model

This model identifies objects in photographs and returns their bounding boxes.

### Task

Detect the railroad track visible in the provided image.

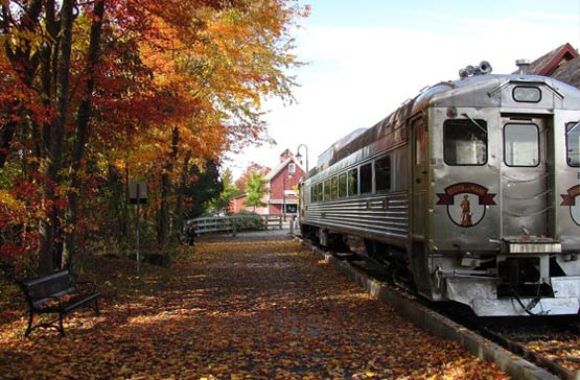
[478,320,579,380]
[306,239,580,380]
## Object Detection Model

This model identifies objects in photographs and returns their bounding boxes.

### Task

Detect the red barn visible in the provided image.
[230,149,306,218]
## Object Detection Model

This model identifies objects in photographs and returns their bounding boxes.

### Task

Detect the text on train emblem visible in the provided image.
[436,182,496,227]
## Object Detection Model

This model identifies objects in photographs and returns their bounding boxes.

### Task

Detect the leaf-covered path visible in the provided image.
[1,240,508,379]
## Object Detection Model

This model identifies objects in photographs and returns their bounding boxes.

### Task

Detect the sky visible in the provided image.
[225,0,580,178]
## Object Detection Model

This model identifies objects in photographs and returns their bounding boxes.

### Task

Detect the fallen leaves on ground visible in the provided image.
[526,340,580,372]
[0,240,509,379]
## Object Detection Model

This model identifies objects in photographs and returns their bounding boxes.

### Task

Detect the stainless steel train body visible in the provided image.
[299,72,580,316]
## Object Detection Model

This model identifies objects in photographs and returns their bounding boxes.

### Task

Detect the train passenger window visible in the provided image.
[444,119,487,165]
[313,183,320,202]
[360,163,373,194]
[310,186,315,203]
[566,122,580,167]
[504,123,539,167]
[348,168,358,196]
[324,180,331,200]
[338,173,347,198]
[330,176,338,199]
[375,156,391,192]
[317,183,323,201]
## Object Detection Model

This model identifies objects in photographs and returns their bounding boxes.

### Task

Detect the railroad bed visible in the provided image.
[302,238,580,380]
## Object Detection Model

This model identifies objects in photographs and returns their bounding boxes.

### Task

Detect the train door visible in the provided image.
[410,116,432,296]
[411,117,428,239]
[501,117,551,237]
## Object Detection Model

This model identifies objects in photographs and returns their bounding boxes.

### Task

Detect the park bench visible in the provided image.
[19,270,101,337]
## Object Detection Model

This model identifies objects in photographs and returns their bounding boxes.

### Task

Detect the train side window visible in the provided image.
[324,179,331,200]
[310,186,315,203]
[313,183,320,202]
[338,173,347,198]
[566,122,580,167]
[360,163,372,194]
[375,156,391,192]
[504,123,539,167]
[348,168,358,196]
[317,183,323,201]
[444,119,487,165]
[330,176,338,199]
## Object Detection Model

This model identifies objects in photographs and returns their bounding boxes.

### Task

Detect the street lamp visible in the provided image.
[296,144,309,173]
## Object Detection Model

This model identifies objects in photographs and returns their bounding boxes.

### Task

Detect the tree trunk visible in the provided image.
[64,0,106,270]
[39,0,74,274]
[174,150,191,236]
[158,127,179,264]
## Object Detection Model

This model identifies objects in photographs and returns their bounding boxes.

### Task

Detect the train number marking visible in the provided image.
[436,183,496,228]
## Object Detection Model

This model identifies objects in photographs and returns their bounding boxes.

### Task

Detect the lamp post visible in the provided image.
[296,144,309,173]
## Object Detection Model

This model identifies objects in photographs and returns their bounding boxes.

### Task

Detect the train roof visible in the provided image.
[309,73,580,176]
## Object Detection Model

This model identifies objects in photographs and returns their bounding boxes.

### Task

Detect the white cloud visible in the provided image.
[226,10,579,178]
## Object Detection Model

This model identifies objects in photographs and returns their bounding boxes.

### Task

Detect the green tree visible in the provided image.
[244,172,268,211]
[182,161,223,220]
[209,169,240,213]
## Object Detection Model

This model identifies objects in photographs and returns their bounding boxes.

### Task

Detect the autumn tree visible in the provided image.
[236,163,271,191]
[0,0,308,276]
[209,168,240,213]
[244,171,268,211]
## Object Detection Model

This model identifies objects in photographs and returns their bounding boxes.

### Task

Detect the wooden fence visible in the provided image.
[191,214,286,236]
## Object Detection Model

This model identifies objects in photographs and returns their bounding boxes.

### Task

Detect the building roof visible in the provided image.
[527,43,577,75]
[265,155,305,181]
[550,56,580,88]
[521,43,579,88]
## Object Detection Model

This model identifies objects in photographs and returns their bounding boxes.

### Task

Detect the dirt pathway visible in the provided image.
[0,240,508,379]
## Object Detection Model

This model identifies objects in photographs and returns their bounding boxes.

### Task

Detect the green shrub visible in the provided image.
[232,211,265,231]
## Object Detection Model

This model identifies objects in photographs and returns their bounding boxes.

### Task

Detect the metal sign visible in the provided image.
[129,181,148,204]
[129,181,147,273]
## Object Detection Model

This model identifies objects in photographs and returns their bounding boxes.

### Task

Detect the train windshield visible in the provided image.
[443,119,487,165]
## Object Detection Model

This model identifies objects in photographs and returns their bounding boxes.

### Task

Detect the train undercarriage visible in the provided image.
[301,224,580,317]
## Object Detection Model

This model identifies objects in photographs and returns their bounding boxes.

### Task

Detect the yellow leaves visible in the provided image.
[0,189,25,211]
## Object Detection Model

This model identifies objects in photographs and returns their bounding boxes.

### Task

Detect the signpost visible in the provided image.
[129,181,147,273]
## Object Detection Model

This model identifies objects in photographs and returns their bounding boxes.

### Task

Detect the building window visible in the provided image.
[348,168,358,196]
[375,156,391,192]
[288,163,296,174]
[444,119,487,165]
[360,163,372,194]
[338,173,347,198]
[504,123,539,167]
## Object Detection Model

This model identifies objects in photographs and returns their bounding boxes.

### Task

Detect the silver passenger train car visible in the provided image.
[299,63,580,316]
